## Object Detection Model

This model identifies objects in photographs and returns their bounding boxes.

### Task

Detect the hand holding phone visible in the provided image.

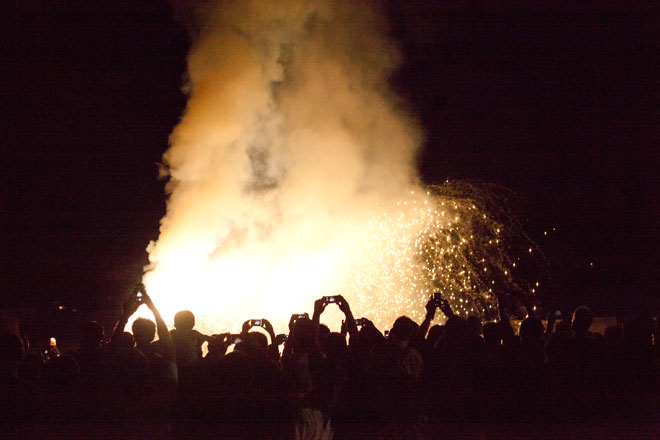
[290,313,309,332]
[243,318,264,333]
[439,299,454,317]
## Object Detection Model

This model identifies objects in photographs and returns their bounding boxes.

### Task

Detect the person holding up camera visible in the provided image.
[283,295,361,440]
[110,284,177,396]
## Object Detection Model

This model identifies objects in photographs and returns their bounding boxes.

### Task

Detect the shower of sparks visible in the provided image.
[132,182,548,335]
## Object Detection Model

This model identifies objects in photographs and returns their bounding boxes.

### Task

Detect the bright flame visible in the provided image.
[132,186,544,334]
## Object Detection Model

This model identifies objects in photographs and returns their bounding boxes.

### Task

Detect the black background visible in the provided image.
[2,1,659,318]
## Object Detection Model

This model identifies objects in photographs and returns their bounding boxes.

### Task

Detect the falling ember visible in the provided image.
[130,0,549,334]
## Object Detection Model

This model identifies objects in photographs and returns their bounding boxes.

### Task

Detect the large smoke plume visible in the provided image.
[139,0,543,333]
[162,0,420,241]
[142,0,428,332]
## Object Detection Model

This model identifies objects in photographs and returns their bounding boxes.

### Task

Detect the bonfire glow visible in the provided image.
[129,185,544,335]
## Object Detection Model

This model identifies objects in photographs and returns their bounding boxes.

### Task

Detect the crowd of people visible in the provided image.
[1,288,659,439]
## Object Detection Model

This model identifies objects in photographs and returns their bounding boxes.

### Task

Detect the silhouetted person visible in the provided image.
[0,326,41,433]
[368,315,423,438]
[281,297,340,440]
[621,311,658,397]
[479,321,510,397]
[467,315,484,341]
[563,306,601,392]
[518,316,546,389]
[111,286,177,396]
[425,299,484,418]
[170,310,209,372]
[601,325,626,389]
[75,321,109,395]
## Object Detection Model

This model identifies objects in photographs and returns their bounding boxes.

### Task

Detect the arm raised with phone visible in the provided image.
[314,295,358,342]
[110,283,175,363]
[111,284,143,351]
[242,318,282,361]
[417,293,440,340]
[142,290,175,363]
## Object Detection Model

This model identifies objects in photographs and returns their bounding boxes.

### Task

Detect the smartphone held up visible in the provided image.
[133,282,147,304]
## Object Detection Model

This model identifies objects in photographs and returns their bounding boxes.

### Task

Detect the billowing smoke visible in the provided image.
[163,0,420,239]
[137,0,542,334]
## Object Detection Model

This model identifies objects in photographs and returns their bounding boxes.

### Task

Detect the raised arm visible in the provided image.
[337,295,358,341]
[417,295,437,339]
[260,319,282,361]
[281,314,300,362]
[110,290,140,351]
[312,297,327,347]
[143,292,175,363]
[439,299,454,319]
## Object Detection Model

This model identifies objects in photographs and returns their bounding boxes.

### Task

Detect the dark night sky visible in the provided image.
[2,1,659,316]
